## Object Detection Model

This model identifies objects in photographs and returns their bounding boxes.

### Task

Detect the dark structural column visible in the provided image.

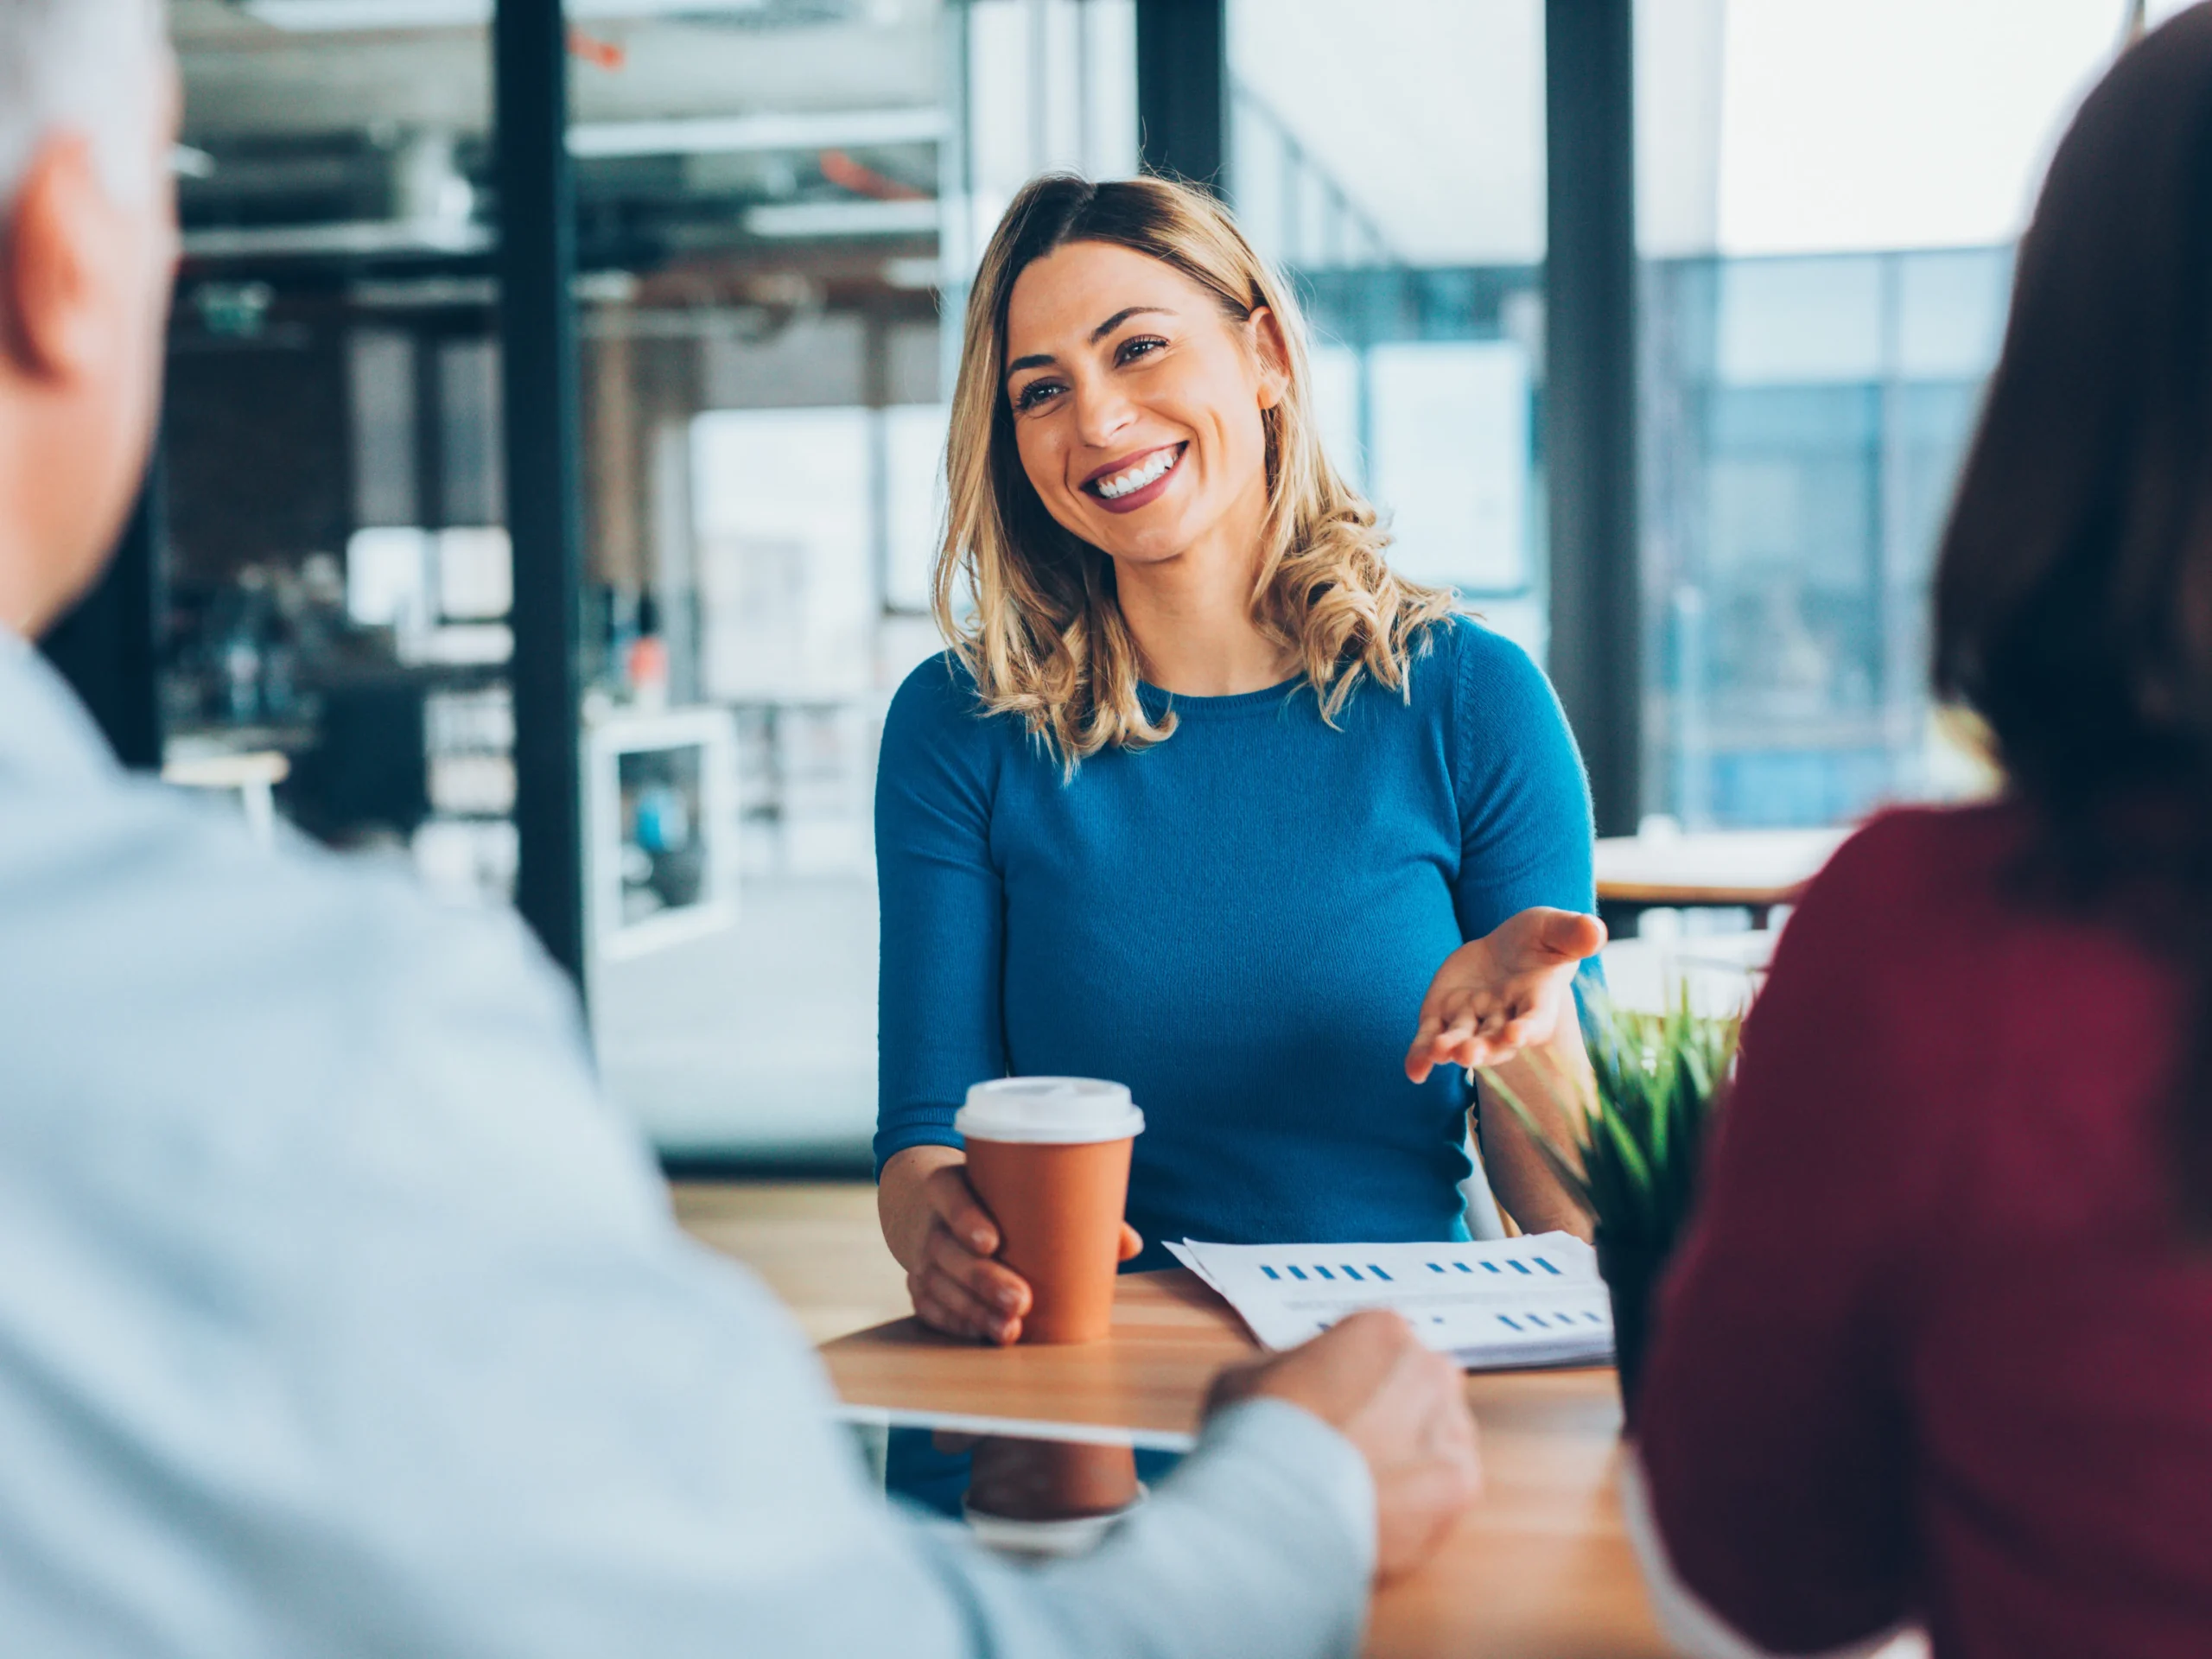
[38,466,164,771]
[494,0,588,989]
[1545,0,1643,837]
[1135,0,1228,193]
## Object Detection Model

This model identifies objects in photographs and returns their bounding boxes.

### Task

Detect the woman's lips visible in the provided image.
[1081,443,1186,515]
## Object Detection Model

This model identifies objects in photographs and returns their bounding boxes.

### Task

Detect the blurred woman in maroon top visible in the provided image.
[1632,10,2212,1658]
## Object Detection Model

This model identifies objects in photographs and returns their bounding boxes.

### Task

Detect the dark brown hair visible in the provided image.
[1934,7,2212,1228]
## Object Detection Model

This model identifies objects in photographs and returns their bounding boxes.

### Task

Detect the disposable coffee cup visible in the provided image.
[965,1438,1143,1523]
[955,1077,1144,1344]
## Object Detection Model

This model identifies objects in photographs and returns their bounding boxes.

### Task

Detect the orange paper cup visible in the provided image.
[964,1437,1141,1522]
[957,1077,1145,1344]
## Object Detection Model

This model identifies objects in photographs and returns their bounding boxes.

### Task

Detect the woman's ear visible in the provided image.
[1248,305,1292,411]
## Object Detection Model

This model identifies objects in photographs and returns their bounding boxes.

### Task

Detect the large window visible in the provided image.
[572,0,1136,1161]
[1228,0,1548,655]
[1635,0,2160,828]
[165,3,512,896]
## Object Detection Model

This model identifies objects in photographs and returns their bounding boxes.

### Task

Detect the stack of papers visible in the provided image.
[1164,1233,1614,1371]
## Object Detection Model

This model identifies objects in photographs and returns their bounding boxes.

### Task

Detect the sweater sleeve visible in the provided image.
[1632,823,1927,1652]
[1446,619,1598,940]
[874,656,1008,1172]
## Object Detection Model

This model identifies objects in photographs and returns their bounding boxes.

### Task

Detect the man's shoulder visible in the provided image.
[0,766,591,1148]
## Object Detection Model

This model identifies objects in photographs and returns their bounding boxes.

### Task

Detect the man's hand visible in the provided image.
[1405,907,1606,1084]
[1208,1311,1482,1581]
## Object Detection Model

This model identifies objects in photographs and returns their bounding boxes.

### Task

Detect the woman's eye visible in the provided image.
[1014,379,1063,411]
[1117,335,1166,365]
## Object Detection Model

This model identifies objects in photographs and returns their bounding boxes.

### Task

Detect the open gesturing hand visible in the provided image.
[1403,907,1606,1084]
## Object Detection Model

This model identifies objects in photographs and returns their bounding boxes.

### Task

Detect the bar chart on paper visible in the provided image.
[1165,1233,1614,1370]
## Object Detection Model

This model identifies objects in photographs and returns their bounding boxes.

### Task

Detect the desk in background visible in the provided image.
[1595,826,1848,934]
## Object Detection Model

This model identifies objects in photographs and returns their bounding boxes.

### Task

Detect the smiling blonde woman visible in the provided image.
[874,174,1605,1344]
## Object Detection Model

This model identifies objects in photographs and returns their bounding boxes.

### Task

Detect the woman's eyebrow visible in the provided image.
[1087,304,1174,343]
[1004,305,1179,385]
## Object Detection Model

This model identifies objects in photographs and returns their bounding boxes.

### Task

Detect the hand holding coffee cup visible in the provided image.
[879,1084,1143,1344]
[957,1078,1147,1344]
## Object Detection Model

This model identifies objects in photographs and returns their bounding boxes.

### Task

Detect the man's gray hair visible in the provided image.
[0,0,168,209]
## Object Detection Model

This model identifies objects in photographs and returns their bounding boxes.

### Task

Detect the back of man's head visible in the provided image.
[0,0,167,211]
[0,0,175,641]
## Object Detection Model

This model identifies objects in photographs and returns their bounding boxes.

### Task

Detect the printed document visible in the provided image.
[1165,1232,1613,1370]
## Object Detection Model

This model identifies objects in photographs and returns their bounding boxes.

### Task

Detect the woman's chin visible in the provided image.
[1080,504,1217,568]
[1094,529,1198,569]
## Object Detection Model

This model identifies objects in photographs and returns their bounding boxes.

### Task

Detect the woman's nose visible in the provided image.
[1071,382,1138,448]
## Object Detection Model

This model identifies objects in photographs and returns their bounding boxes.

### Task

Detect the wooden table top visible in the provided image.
[1594,825,1848,908]
[820,1269,1669,1659]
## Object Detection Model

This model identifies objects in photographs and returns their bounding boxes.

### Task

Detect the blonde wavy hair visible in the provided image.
[936,173,1459,766]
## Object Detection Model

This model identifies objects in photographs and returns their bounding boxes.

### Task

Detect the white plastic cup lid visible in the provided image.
[954,1077,1146,1145]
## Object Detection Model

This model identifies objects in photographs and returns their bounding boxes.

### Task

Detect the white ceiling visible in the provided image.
[170,0,942,143]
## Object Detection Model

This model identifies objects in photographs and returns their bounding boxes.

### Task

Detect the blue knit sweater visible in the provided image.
[874,615,1594,1268]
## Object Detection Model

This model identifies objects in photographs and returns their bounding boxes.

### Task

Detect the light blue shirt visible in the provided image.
[0,631,1375,1659]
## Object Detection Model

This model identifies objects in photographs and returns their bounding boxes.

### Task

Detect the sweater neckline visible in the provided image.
[1136,672,1310,721]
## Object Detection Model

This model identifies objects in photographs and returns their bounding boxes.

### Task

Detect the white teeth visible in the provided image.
[1096,447,1178,499]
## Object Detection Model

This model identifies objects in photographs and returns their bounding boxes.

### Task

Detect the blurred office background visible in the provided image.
[43,0,2177,1166]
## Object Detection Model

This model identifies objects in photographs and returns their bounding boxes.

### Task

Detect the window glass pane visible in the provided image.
[1229,0,1547,661]
[576,0,1135,1163]
[1637,0,2130,830]
[166,1,510,901]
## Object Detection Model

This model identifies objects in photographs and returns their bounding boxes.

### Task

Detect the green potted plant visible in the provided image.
[1477,994,1740,1421]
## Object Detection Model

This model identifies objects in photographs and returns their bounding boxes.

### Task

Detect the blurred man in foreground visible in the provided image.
[0,3,1478,1655]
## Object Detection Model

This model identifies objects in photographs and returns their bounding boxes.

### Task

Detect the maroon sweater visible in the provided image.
[1638,804,2212,1658]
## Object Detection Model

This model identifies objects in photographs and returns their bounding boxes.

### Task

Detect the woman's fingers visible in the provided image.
[925,1166,1000,1256]
[1493,1009,1546,1052]
[913,1272,1020,1344]
[1408,994,1495,1082]
[1497,906,1607,969]
[912,1247,1025,1342]
[925,1223,1032,1318]
[1534,908,1607,963]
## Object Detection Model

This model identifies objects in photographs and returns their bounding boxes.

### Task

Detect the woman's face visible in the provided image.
[1001,239,1284,570]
